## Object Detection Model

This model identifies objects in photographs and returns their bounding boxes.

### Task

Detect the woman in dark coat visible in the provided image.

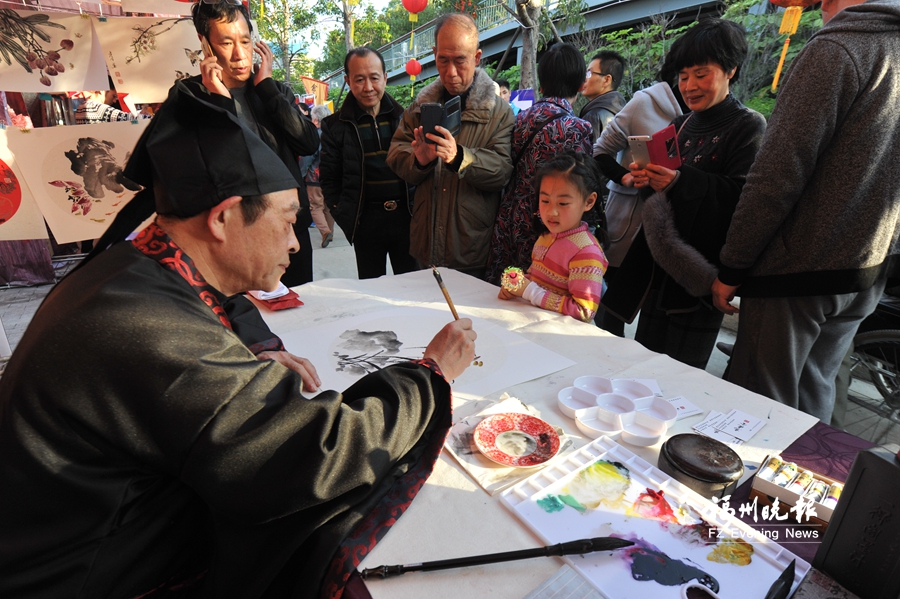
[600,19,767,369]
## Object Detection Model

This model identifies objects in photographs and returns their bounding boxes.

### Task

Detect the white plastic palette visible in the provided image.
[499,436,810,599]
[558,376,677,446]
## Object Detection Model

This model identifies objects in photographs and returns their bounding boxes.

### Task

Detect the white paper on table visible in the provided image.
[444,395,577,496]
[666,396,703,420]
[714,408,766,442]
[693,411,744,445]
[280,307,575,399]
[524,565,603,599]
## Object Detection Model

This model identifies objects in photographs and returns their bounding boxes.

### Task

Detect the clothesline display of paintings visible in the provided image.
[120,0,193,15]
[277,307,576,401]
[93,16,200,104]
[0,9,108,93]
[0,129,48,241]
[5,119,150,243]
[500,436,810,599]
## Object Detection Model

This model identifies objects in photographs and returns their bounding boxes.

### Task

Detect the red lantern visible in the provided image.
[402,0,428,21]
[405,59,422,82]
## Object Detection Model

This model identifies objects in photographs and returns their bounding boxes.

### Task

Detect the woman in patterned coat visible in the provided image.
[486,43,593,285]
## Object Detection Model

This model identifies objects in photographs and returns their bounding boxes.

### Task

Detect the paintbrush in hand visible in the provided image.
[360,536,634,579]
[431,266,459,320]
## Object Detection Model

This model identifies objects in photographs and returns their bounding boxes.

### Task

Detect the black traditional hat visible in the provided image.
[83,82,297,265]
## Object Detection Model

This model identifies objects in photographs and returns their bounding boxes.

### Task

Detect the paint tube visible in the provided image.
[823,483,843,509]
[771,462,798,488]
[787,470,814,494]
[758,456,783,482]
[803,480,829,503]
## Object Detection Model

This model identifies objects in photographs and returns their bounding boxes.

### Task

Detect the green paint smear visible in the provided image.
[537,493,587,514]
[559,493,587,513]
[537,495,565,513]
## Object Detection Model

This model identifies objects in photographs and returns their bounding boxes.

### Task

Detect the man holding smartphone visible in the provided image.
[388,12,514,279]
[185,0,319,287]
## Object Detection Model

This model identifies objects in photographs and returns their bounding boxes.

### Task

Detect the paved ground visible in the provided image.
[2,225,897,445]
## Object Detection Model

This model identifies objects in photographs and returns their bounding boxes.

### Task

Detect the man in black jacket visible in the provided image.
[580,50,627,142]
[187,1,319,286]
[320,48,417,279]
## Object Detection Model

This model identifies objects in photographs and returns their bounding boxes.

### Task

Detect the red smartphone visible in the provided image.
[628,124,681,169]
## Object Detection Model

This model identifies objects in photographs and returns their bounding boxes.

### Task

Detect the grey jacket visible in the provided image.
[593,82,682,266]
[388,69,514,271]
[719,0,900,296]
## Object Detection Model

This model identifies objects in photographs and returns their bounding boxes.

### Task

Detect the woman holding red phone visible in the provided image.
[600,19,766,370]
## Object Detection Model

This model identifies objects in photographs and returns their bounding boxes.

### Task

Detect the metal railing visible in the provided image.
[320,0,536,88]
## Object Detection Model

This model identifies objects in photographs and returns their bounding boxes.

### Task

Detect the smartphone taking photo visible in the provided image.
[421,96,462,143]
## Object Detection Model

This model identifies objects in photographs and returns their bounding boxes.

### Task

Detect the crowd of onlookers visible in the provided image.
[314,0,900,427]
[1,2,896,595]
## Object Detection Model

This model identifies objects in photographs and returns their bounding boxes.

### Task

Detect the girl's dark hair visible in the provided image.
[662,18,748,81]
[538,43,587,99]
[533,151,602,233]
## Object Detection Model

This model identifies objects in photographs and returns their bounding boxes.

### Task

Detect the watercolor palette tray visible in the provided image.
[500,436,809,599]
[558,377,677,446]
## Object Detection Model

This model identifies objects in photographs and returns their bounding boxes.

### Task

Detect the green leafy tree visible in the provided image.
[567,1,821,118]
[249,0,318,87]
[514,0,588,92]
[721,0,821,116]
[313,30,346,76]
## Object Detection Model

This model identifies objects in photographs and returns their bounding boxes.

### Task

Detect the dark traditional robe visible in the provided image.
[0,224,451,598]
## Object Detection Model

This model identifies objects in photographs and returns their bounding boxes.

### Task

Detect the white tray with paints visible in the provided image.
[499,436,810,599]
[557,376,677,446]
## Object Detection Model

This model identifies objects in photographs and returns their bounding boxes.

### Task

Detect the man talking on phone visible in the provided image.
[183,0,319,287]
[388,12,514,280]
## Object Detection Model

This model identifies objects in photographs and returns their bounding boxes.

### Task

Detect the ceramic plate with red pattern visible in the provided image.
[473,413,560,468]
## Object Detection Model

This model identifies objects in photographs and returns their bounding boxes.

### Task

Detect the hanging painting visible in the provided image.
[5,119,150,244]
[92,16,200,104]
[120,0,193,16]
[0,9,108,93]
[276,307,576,401]
[0,129,48,241]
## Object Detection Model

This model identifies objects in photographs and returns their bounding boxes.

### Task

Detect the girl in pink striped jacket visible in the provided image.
[498,152,608,323]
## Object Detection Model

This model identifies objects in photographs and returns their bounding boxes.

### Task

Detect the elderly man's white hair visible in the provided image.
[310,104,332,122]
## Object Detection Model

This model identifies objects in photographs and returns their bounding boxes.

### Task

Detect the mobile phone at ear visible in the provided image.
[250,28,262,67]
[200,36,214,60]
[421,102,443,144]
[628,135,652,169]
[442,95,461,137]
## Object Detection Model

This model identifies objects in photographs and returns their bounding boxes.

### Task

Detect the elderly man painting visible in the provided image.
[0,86,476,599]
[388,12,515,279]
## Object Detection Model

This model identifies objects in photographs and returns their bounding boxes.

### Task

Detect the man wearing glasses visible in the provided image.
[580,51,627,142]
[186,0,319,287]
